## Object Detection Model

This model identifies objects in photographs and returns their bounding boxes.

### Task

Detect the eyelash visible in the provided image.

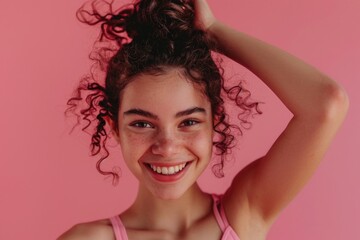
[130,121,154,128]
[130,119,200,128]
[180,119,200,127]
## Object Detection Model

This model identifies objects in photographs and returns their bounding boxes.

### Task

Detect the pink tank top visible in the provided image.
[109,194,240,240]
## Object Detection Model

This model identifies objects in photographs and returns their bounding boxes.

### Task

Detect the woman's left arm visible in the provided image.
[193,0,350,235]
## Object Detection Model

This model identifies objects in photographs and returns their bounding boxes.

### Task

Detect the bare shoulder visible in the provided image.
[57,219,115,240]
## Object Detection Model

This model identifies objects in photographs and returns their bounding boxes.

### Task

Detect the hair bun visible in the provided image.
[77,0,202,48]
[127,0,196,40]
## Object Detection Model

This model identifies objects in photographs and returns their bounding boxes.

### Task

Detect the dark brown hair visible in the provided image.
[65,0,262,185]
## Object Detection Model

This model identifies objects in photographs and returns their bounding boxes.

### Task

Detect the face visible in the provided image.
[114,68,214,200]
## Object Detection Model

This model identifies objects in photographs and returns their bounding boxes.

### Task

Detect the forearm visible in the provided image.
[208,21,346,118]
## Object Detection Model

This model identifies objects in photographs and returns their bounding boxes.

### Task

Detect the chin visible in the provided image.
[151,186,189,201]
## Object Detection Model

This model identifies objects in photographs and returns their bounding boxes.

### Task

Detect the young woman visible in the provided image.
[59,0,349,239]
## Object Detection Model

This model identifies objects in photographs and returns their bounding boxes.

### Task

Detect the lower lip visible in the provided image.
[145,162,191,183]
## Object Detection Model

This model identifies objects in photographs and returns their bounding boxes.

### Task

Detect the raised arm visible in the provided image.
[193,0,349,237]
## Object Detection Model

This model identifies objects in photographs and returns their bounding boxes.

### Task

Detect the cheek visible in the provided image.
[185,130,213,157]
[119,131,154,159]
[121,131,151,144]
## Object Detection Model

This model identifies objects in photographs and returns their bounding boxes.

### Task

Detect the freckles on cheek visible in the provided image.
[121,132,153,164]
[121,131,155,154]
[123,132,152,146]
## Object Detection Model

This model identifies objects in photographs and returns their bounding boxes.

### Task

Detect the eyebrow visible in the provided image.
[175,107,206,118]
[123,107,206,119]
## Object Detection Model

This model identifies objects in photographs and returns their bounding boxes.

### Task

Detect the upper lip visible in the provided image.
[142,161,191,167]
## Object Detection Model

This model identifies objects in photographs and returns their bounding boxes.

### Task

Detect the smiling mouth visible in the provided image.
[144,162,190,176]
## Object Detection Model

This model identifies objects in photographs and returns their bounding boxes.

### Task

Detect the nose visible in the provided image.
[151,130,181,157]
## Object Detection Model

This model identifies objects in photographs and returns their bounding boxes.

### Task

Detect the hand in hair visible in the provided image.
[192,0,216,31]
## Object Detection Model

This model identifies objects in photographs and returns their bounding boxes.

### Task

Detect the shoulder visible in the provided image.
[57,219,115,240]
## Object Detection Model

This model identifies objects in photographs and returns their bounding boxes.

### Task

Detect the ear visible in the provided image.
[104,116,120,143]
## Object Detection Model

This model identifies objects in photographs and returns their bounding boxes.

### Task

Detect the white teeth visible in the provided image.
[161,167,168,175]
[149,163,188,175]
[179,163,186,171]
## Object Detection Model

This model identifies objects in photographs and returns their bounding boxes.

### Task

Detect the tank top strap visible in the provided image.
[109,216,129,240]
[211,194,230,232]
[212,194,241,240]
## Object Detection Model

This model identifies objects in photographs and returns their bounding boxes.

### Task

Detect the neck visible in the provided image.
[121,183,212,234]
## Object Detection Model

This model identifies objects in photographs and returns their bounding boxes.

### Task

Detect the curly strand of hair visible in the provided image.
[225,84,263,130]
[213,113,238,155]
[65,76,103,135]
[208,59,262,176]
[212,112,239,177]
[65,74,119,185]
[94,134,120,186]
[93,101,120,185]
[77,0,133,45]
[85,82,120,185]
[91,108,108,155]
[64,78,89,134]
[77,0,117,26]
[81,88,105,129]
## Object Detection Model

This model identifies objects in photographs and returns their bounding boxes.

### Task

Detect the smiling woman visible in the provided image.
[115,69,214,200]
[64,0,260,184]
[59,0,349,239]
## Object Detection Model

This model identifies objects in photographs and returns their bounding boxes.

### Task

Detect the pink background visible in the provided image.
[1,0,359,239]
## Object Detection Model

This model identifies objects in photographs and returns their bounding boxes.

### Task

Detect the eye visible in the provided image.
[130,121,153,128]
[180,119,200,127]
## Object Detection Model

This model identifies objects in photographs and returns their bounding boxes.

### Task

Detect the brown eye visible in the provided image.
[180,119,199,127]
[131,121,153,128]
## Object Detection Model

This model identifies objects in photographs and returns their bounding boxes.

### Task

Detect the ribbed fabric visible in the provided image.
[212,194,241,240]
[109,194,240,240]
[109,215,128,240]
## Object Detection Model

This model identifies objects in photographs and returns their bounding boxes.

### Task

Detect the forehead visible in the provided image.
[120,69,210,113]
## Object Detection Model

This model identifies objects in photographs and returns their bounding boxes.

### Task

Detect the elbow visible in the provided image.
[317,79,349,122]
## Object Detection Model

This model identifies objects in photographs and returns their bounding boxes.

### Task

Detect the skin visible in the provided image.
[113,69,222,239]
[58,0,349,239]
[115,70,214,201]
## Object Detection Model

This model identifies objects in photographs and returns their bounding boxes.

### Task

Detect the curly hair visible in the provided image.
[65,0,262,185]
